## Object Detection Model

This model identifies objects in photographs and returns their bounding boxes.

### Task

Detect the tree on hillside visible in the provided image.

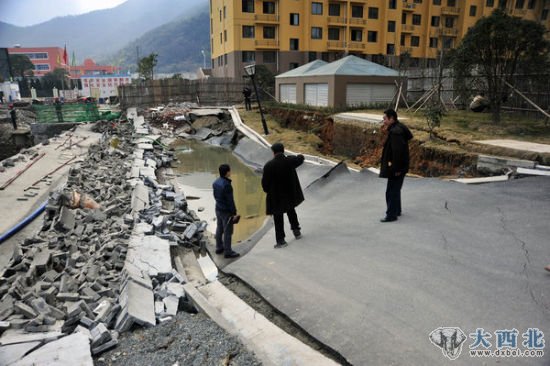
[452,9,550,123]
[9,54,34,78]
[42,68,70,90]
[138,53,158,80]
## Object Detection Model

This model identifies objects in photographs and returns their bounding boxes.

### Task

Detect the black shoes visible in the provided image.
[274,240,288,249]
[380,216,398,223]
[215,249,224,254]
[293,229,302,239]
[224,251,240,258]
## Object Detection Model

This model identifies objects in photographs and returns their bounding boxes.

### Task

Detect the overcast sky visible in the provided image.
[0,0,127,26]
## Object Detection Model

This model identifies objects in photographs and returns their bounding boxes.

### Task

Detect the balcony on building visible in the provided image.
[327,41,347,50]
[327,16,347,25]
[401,24,416,33]
[437,28,459,37]
[402,2,416,11]
[254,14,279,23]
[255,39,280,49]
[349,17,367,26]
[348,41,366,50]
[441,7,461,15]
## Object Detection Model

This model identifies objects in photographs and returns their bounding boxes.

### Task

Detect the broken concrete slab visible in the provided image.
[0,341,41,366]
[0,329,63,346]
[163,296,179,317]
[477,154,535,173]
[115,281,155,331]
[131,182,149,214]
[516,167,550,176]
[125,235,171,277]
[12,333,93,366]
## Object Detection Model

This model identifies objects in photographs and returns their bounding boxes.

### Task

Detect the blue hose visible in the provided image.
[0,200,48,244]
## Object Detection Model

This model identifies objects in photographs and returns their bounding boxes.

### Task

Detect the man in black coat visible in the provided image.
[262,142,305,248]
[212,164,240,258]
[379,108,413,222]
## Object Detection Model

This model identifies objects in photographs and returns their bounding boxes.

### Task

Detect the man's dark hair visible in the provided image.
[219,164,231,177]
[384,108,398,122]
[271,142,284,154]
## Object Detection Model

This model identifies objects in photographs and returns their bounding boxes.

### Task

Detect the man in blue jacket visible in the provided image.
[212,164,240,258]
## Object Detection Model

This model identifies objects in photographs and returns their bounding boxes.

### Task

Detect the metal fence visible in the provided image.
[118,78,249,108]
[33,104,101,123]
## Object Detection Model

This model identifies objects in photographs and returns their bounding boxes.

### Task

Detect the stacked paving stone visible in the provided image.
[0,110,208,363]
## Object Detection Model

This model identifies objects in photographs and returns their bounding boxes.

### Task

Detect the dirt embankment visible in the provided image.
[268,107,478,177]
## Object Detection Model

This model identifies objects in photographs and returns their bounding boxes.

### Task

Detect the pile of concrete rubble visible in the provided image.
[0,109,211,364]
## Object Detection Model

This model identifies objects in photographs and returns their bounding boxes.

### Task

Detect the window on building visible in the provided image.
[389,0,397,9]
[387,44,395,55]
[388,20,396,32]
[400,34,406,46]
[414,0,422,3]
[487,0,494,6]
[447,0,456,6]
[368,31,378,42]
[290,62,299,69]
[470,5,477,15]
[429,37,438,48]
[411,36,420,46]
[263,51,276,63]
[321,52,329,61]
[329,3,341,15]
[220,32,222,44]
[242,0,254,13]
[351,29,363,41]
[433,0,441,4]
[443,37,453,49]
[23,52,48,59]
[290,38,299,50]
[35,64,50,71]
[224,30,227,42]
[243,25,255,38]
[515,0,525,8]
[264,26,275,38]
[402,13,407,24]
[542,9,549,20]
[223,6,226,18]
[311,27,323,39]
[242,51,255,62]
[224,54,228,65]
[352,5,364,17]
[290,13,299,25]
[528,0,536,9]
[263,1,275,14]
[368,7,379,19]
[308,52,317,62]
[219,9,222,21]
[431,16,440,26]
[445,17,455,27]
[412,14,421,25]
[498,0,507,8]
[312,2,323,15]
[328,28,340,40]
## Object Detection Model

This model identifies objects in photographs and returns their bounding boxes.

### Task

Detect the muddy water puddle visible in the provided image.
[173,140,266,244]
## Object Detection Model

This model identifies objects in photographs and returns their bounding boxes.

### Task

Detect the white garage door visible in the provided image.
[279,84,297,104]
[305,83,328,107]
[346,84,396,107]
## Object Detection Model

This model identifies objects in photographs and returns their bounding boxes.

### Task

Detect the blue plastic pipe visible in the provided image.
[0,200,48,244]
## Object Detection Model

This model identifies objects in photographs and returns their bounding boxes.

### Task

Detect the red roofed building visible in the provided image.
[69,58,119,78]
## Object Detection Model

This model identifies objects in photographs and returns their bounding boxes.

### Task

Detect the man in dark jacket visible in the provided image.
[9,104,17,130]
[212,164,240,258]
[379,109,413,222]
[262,142,305,248]
[243,87,252,111]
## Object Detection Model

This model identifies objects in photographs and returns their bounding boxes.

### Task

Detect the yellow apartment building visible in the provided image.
[209,0,550,79]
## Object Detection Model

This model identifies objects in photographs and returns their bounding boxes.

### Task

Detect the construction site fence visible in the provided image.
[118,78,249,108]
[32,104,109,123]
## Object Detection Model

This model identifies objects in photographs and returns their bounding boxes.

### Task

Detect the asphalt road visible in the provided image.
[225,162,550,365]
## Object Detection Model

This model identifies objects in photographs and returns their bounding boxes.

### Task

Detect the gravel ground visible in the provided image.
[94,311,262,366]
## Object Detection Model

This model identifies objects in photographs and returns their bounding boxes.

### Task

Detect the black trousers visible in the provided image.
[244,98,251,110]
[385,174,405,219]
[273,208,300,243]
